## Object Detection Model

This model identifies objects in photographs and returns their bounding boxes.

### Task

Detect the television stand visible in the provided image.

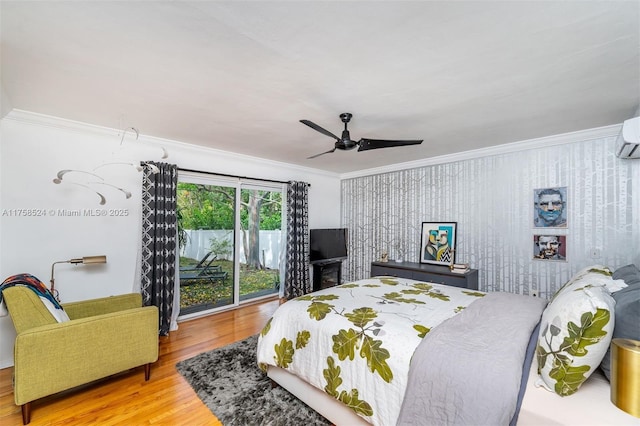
[312,261,342,291]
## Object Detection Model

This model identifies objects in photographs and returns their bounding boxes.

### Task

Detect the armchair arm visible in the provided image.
[13,306,159,406]
[62,293,143,319]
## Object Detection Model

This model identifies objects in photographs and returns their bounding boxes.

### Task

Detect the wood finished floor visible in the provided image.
[0,298,279,426]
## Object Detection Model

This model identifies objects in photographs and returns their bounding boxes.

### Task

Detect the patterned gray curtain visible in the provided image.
[141,162,178,335]
[284,181,310,299]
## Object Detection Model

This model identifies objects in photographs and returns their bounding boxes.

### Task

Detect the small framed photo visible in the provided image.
[420,222,457,266]
[533,234,567,261]
[534,187,567,228]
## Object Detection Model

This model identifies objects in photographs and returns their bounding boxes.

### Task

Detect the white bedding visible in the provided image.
[259,276,640,425]
[256,276,486,425]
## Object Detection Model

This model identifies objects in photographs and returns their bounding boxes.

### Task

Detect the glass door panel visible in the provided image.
[238,187,282,302]
[177,182,236,315]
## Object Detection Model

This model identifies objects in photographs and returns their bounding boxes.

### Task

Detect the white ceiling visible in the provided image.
[1,1,638,173]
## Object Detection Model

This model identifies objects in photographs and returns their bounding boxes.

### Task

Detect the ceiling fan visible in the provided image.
[301,113,424,159]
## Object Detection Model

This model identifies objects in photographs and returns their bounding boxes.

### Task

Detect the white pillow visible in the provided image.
[536,266,616,396]
[552,265,627,298]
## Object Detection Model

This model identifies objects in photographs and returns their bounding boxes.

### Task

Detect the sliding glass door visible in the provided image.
[238,186,283,301]
[177,173,283,318]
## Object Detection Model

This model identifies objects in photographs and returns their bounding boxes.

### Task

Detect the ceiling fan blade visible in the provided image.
[300,120,340,140]
[357,138,423,152]
[307,148,336,159]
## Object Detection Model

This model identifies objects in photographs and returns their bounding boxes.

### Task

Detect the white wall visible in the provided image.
[0,81,12,119]
[0,110,341,368]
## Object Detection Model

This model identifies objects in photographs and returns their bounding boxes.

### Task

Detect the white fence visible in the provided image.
[181,229,283,269]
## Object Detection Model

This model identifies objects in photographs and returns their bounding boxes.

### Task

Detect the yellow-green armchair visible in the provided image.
[3,287,159,424]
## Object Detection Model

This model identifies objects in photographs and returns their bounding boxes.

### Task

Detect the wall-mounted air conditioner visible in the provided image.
[616,116,640,159]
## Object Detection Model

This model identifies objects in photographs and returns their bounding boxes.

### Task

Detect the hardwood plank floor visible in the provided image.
[0,299,279,426]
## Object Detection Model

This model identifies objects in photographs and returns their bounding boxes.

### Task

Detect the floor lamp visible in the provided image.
[50,255,107,300]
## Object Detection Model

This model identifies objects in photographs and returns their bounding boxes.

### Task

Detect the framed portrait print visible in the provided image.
[533,187,567,228]
[420,222,457,266]
[533,234,567,261]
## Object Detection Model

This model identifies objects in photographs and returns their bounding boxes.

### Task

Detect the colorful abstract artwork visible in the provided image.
[420,222,457,266]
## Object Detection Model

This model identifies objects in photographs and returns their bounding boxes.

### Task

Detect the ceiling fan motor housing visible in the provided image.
[339,112,353,123]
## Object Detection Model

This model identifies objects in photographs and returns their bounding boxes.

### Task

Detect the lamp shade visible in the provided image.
[81,255,107,264]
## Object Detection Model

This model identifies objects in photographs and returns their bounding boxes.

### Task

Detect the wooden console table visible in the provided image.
[370,261,478,290]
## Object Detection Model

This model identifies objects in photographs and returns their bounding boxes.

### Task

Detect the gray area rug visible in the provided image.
[176,335,331,426]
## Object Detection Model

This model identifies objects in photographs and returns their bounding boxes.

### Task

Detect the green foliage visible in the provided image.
[332,329,360,361]
[462,291,485,297]
[312,294,340,301]
[413,324,431,338]
[308,301,334,321]
[323,357,373,417]
[298,294,339,320]
[412,283,433,291]
[384,291,425,304]
[345,307,378,328]
[401,289,423,295]
[424,291,450,301]
[340,283,359,288]
[378,278,399,285]
[209,236,233,259]
[296,331,311,349]
[550,363,591,396]
[323,356,342,398]
[177,183,235,230]
[338,389,374,417]
[274,338,295,368]
[536,308,610,396]
[360,335,393,381]
[330,307,393,383]
[297,295,315,301]
[561,310,609,357]
[176,183,283,231]
[378,283,451,304]
[403,283,451,301]
[261,318,272,337]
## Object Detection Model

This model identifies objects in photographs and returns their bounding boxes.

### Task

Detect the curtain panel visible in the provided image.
[141,162,178,335]
[284,181,310,299]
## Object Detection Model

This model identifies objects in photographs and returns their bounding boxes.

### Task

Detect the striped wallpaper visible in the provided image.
[341,133,639,298]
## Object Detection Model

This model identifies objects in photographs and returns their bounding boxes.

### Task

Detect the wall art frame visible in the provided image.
[533,234,567,262]
[533,186,567,228]
[420,221,457,266]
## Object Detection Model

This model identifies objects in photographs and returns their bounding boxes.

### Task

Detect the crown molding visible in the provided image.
[339,124,622,180]
[2,109,339,180]
[3,109,621,182]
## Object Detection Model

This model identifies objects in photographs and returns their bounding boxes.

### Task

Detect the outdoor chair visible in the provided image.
[179,263,228,287]
[179,251,216,272]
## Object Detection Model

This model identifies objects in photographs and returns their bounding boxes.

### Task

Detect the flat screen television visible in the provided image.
[309,228,348,264]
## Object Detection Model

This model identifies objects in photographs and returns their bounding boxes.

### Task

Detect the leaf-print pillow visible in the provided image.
[535,270,616,396]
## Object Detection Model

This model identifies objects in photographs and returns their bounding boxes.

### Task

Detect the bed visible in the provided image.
[256,267,640,425]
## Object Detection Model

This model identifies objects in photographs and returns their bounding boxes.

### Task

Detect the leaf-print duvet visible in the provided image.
[256,276,486,425]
